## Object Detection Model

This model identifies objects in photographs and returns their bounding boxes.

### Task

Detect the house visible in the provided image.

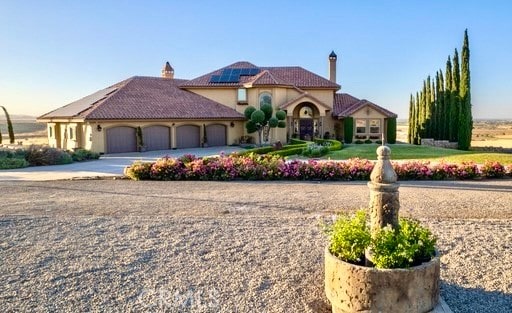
[37,52,396,153]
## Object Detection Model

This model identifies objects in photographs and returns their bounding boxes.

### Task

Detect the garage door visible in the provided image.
[106,126,137,153]
[206,124,226,147]
[143,125,170,151]
[176,125,200,148]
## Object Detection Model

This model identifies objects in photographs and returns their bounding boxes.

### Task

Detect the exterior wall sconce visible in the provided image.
[97,125,102,132]
[230,122,235,128]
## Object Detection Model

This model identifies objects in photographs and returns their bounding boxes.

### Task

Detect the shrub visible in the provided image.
[326,210,437,269]
[371,218,437,269]
[314,138,342,151]
[24,145,72,166]
[268,147,304,157]
[480,161,506,178]
[387,117,397,144]
[364,139,373,144]
[355,140,364,144]
[70,149,100,162]
[326,210,371,264]
[302,143,330,158]
[290,138,308,145]
[0,157,29,169]
[124,161,153,180]
[343,117,354,144]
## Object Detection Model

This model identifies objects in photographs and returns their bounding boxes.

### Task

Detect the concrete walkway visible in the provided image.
[0,146,243,181]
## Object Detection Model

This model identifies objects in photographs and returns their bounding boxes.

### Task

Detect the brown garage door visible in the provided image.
[106,126,137,153]
[143,125,170,151]
[206,124,226,147]
[176,125,200,148]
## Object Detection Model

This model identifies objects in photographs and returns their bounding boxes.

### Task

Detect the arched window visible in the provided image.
[259,92,272,107]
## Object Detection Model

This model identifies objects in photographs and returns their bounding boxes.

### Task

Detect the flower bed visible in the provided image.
[124,153,512,181]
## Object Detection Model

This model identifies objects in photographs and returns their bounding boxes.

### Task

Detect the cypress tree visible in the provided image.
[445,57,453,141]
[414,92,421,144]
[419,81,427,139]
[458,29,472,150]
[1,106,15,144]
[425,76,435,138]
[437,70,446,140]
[450,49,461,142]
[408,94,415,144]
[430,78,437,139]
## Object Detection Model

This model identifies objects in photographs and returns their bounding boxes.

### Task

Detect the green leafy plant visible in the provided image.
[325,210,371,264]
[0,157,29,169]
[371,218,436,268]
[24,145,73,166]
[344,117,353,143]
[325,210,437,269]
[70,149,100,162]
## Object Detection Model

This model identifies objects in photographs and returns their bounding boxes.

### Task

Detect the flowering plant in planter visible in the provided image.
[324,210,437,269]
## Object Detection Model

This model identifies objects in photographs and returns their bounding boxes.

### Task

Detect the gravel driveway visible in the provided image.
[1,179,511,312]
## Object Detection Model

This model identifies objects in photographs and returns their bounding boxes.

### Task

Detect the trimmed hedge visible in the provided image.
[0,157,29,169]
[344,117,354,144]
[387,118,397,144]
[268,147,305,157]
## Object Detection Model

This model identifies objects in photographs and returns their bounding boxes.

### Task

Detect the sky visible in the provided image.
[1,1,511,119]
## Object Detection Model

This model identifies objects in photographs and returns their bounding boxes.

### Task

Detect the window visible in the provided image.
[370,119,380,134]
[356,119,367,134]
[259,92,272,107]
[300,106,313,118]
[237,88,247,103]
[49,126,53,138]
[69,127,74,140]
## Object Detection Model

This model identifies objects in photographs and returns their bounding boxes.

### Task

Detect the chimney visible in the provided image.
[328,51,337,83]
[161,61,174,79]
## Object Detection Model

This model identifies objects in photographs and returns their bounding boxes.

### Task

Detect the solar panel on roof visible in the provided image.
[209,75,221,83]
[209,67,260,83]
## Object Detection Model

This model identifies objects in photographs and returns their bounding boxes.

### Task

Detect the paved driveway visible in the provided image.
[0,146,243,181]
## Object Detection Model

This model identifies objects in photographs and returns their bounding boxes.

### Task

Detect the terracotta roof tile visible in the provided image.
[180,62,340,89]
[333,93,397,118]
[39,77,245,121]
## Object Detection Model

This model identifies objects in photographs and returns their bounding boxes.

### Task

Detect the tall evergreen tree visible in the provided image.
[419,81,427,140]
[430,78,437,139]
[458,29,472,150]
[424,76,433,138]
[437,70,446,140]
[408,94,415,144]
[445,57,454,141]
[414,92,421,144]
[449,49,461,142]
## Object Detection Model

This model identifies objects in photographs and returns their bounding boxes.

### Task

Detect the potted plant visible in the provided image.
[323,145,440,313]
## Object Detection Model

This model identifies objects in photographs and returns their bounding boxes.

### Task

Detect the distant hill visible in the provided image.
[0,114,37,121]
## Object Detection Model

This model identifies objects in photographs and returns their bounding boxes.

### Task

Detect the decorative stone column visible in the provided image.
[366,145,399,264]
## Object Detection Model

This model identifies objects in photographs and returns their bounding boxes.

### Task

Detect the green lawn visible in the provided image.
[326,143,512,164]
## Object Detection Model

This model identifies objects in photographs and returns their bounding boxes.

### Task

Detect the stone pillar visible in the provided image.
[366,145,399,265]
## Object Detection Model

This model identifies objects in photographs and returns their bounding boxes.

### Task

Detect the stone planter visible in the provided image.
[325,247,440,313]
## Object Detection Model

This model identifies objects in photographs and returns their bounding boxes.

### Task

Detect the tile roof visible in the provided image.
[180,61,340,89]
[38,77,245,121]
[333,93,397,118]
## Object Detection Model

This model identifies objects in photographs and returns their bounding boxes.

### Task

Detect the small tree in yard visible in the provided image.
[244,104,285,146]
[1,106,15,144]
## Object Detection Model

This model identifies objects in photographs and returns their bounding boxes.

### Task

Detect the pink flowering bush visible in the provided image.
[124,154,511,181]
[480,161,506,178]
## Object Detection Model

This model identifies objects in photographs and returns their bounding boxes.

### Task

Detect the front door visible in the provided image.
[299,119,313,140]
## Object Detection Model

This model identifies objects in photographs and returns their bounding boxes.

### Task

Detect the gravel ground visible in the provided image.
[1,179,511,312]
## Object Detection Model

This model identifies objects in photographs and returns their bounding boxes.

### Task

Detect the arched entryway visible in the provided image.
[292,102,321,140]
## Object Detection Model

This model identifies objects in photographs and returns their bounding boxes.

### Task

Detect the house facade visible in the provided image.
[37,52,396,154]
